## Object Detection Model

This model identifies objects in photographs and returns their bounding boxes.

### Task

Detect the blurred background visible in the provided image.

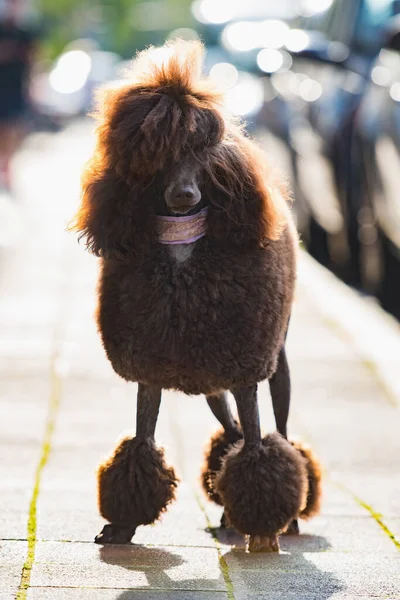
[1,0,400,320]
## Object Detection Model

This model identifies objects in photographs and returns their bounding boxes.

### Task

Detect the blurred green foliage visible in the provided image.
[37,0,194,59]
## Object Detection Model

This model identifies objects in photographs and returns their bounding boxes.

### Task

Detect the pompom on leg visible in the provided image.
[283,440,323,536]
[291,439,323,519]
[215,432,308,552]
[95,436,178,544]
[201,427,243,506]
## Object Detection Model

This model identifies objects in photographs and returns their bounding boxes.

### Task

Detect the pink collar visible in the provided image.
[156,207,208,245]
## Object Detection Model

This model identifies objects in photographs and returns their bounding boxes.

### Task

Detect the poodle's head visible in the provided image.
[71,40,289,259]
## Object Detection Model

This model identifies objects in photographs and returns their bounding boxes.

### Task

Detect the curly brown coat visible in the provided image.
[71,40,297,396]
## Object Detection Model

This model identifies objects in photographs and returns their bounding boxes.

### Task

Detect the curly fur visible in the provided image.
[215,433,308,536]
[97,436,178,527]
[71,40,290,258]
[201,427,243,505]
[70,40,297,395]
[291,440,323,519]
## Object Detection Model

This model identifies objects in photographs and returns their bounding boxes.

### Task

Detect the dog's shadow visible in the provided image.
[99,543,224,597]
[214,526,345,599]
[99,528,345,599]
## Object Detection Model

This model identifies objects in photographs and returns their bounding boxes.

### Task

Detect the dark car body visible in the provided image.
[354,18,400,318]
[264,0,400,295]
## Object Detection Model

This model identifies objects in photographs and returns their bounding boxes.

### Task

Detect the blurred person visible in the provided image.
[0,0,36,190]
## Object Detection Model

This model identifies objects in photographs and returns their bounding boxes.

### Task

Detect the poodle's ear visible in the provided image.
[206,136,290,248]
[70,166,153,259]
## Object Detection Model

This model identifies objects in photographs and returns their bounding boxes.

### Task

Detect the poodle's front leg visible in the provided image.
[215,384,307,552]
[95,384,178,544]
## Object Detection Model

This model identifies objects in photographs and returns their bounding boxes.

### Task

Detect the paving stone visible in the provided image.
[31,542,225,591]
[37,484,214,547]
[332,473,400,519]
[0,540,27,596]
[224,550,400,600]
[281,515,398,553]
[212,512,399,555]
[0,489,33,540]
[231,590,400,600]
[0,377,50,539]
[28,589,228,599]
[0,566,22,592]
[308,480,365,518]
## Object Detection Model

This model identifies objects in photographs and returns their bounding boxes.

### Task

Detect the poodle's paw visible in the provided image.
[95,523,136,545]
[220,510,235,529]
[284,519,300,535]
[248,534,280,553]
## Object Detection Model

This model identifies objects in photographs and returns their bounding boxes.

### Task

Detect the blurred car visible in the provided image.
[354,16,400,318]
[192,0,300,124]
[267,0,400,293]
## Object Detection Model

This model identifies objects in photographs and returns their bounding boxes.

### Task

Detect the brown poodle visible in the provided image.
[71,40,322,551]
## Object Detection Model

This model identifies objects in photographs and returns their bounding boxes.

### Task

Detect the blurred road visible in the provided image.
[1,123,400,600]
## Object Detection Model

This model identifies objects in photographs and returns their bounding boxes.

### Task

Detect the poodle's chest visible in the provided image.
[100,249,284,345]
[166,243,195,263]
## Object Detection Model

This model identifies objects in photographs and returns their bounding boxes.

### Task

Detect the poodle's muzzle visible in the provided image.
[164,183,202,215]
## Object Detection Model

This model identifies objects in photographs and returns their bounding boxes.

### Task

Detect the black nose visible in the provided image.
[174,187,195,201]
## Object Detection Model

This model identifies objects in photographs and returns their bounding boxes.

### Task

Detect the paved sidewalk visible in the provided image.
[1,124,399,600]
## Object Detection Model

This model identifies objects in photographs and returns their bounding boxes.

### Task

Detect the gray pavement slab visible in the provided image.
[224,550,400,599]
[0,378,48,540]
[28,590,228,599]
[30,542,225,592]
[0,541,27,596]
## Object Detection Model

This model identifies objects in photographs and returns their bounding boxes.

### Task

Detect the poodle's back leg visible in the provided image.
[269,346,300,534]
[269,346,290,438]
[95,384,178,544]
[206,392,239,434]
[201,393,242,524]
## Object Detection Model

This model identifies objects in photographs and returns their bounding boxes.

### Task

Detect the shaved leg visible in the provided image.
[206,391,239,434]
[269,346,290,438]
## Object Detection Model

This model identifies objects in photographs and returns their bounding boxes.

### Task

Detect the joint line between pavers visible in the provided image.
[165,396,236,600]
[15,365,62,600]
[287,415,399,551]
[332,480,400,550]
[195,492,236,600]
